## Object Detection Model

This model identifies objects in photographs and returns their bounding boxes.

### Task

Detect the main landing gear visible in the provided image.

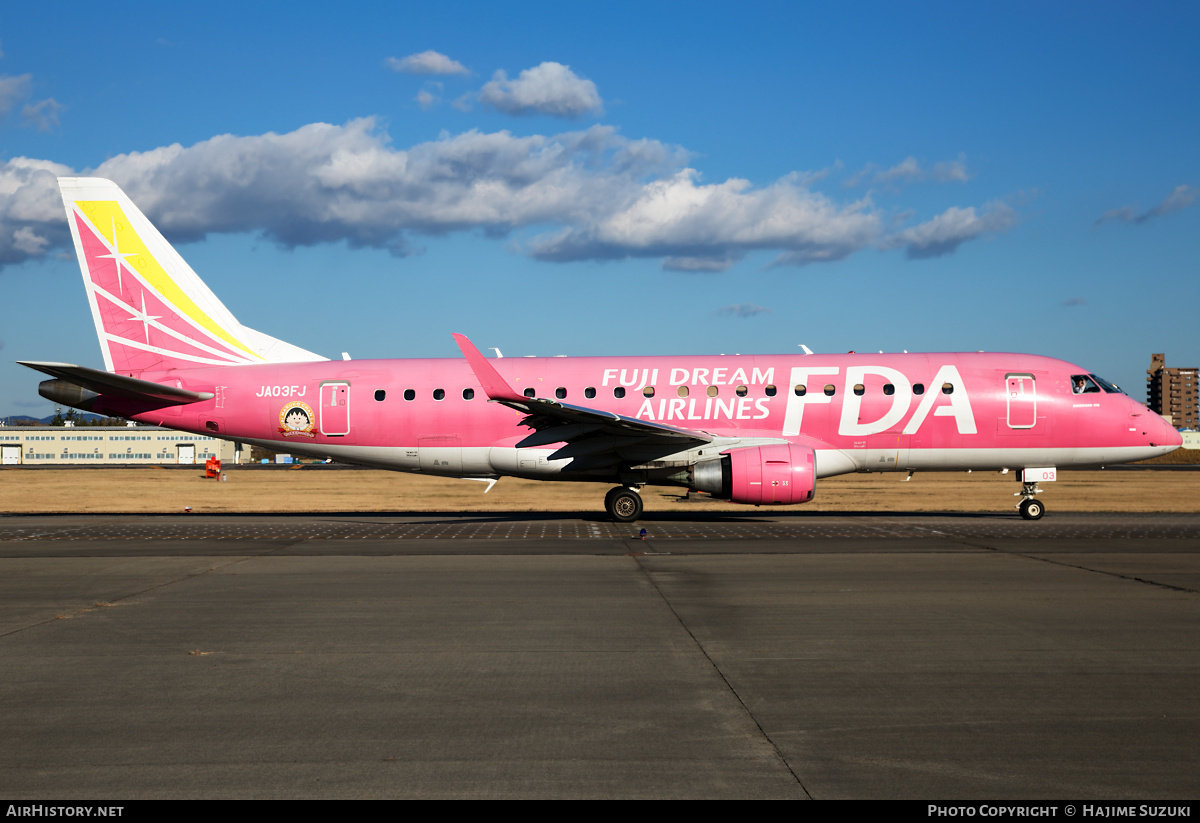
[1015,480,1046,520]
[605,486,643,522]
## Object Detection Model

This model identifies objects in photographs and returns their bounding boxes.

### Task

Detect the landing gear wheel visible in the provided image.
[604,486,621,513]
[1019,498,1045,520]
[607,487,643,523]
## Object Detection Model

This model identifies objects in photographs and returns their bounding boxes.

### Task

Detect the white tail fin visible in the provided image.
[59,177,326,375]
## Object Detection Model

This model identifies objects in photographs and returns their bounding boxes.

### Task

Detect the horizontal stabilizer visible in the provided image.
[18,361,214,404]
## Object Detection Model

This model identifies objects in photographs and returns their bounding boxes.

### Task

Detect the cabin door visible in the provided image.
[1005,373,1037,429]
[320,382,351,437]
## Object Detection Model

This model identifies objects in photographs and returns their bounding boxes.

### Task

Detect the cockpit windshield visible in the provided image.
[1071,374,1126,395]
[1090,374,1126,395]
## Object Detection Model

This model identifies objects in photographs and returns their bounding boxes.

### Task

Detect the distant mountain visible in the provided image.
[1,412,125,426]
[0,415,43,426]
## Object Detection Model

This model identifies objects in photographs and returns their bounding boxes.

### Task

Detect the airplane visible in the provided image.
[19,178,1182,521]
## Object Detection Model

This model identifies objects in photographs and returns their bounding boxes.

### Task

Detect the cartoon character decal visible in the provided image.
[278,401,316,438]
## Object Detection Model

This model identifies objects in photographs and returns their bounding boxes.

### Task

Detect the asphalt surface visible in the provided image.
[1,510,1198,799]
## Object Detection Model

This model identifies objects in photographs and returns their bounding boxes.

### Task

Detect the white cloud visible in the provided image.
[848,154,970,187]
[663,255,740,272]
[0,74,32,115]
[12,226,49,254]
[0,120,684,265]
[385,50,468,76]
[0,156,74,265]
[931,155,969,182]
[0,119,1011,272]
[0,74,63,130]
[415,88,439,110]
[874,156,921,184]
[884,202,1016,259]
[1097,184,1197,225]
[479,62,602,119]
[1095,206,1135,225]
[1148,184,1197,219]
[22,97,62,131]
[716,303,771,318]
[527,169,879,267]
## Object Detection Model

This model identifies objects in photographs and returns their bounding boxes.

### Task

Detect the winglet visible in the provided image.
[452,333,527,403]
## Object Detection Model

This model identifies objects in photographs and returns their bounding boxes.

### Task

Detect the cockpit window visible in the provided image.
[1089,374,1126,395]
[1070,375,1101,395]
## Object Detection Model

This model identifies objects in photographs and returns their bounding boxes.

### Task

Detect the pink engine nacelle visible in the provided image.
[691,443,816,505]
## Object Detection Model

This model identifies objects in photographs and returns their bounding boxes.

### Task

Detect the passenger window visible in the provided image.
[735,385,748,397]
[585,387,596,399]
[403,389,415,401]
[555,387,567,399]
[765,385,777,397]
[707,386,719,397]
[883,384,894,396]
[942,383,953,395]
[614,387,626,399]
[853,384,865,396]
[794,385,806,396]
[462,388,474,400]
[677,386,689,398]
[914,383,925,395]
[824,385,836,396]
[433,389,445,400]
[643,386,655,398]
[374,390,386,401]
[523,388,536,398]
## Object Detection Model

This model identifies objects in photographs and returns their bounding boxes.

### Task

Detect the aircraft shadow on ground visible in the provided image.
[2,509,1016,525]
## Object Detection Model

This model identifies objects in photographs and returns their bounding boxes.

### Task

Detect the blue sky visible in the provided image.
[1,1,1196,418]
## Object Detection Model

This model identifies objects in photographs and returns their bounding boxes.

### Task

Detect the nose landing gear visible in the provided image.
[605,486,643,522]
[1015,480,1046,520]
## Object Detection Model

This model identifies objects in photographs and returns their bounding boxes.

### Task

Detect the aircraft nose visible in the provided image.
[1145,404,1183,448]
[1161,418,1183,448]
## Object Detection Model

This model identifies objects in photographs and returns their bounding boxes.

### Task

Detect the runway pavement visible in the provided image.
[1,510,1198,799]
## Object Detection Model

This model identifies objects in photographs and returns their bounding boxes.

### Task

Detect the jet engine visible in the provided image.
[690,443,816,505]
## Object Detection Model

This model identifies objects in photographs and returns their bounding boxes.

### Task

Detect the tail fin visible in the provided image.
[59,177,326,375]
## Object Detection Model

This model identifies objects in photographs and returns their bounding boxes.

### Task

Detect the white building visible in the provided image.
[0,424,245,465]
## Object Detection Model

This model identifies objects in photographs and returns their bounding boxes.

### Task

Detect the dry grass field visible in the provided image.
[0,466,1196,515]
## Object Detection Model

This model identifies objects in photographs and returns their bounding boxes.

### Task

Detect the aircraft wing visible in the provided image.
[452,334,712,467]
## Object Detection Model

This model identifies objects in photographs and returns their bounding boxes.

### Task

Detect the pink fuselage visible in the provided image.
[91,351,1180,487]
